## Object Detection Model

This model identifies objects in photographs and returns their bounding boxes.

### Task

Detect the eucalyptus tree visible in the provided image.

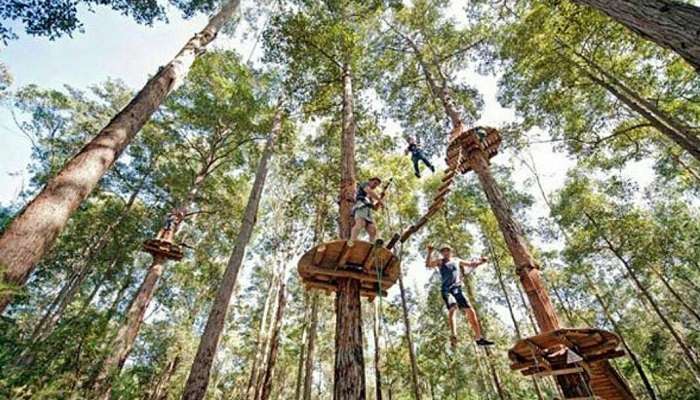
[264,1,387,397]
[0,0,242,313]
[569,0,700,72]
[91,50,264,399]
[495,1,700,168]
[551,172,700,386]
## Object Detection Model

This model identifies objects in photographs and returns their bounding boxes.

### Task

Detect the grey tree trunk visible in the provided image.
[397,265,421,400]
[572,0,700,72]
[0,0,241,313]
[259,283,287,400]
[181,106,281,400]
[302,294,320,400]
[247,277,278,399]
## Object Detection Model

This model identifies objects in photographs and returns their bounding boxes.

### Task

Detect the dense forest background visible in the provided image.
[0,0,699,399]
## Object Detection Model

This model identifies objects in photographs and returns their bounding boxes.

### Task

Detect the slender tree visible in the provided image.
[0,0,241,313]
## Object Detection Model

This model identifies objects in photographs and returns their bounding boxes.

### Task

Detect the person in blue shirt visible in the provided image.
[426,244,494,348]
[405,137,435,178]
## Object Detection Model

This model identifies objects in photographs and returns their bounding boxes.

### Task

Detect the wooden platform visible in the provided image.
[142,239,184,261]
[298,240,401,300]
[509,328,634,400]
[446,126,502,173]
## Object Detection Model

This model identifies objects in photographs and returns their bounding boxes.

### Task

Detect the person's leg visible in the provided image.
[412,157,421,177]
[463,307,483,339]
[419,153,435,172]
[366,221,377,242]
[351,218,365,240]
[448,307,458,337]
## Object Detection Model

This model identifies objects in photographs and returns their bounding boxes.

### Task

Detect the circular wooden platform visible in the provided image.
[508,328,624,376]
[142,239,184,261]
[446,126,502,173]
[297,240,401,300]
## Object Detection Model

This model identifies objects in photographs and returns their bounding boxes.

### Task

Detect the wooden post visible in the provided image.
[464,147,593,397]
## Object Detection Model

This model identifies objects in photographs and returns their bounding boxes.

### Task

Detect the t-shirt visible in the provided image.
[356,181,370,204]
[438,258,475,292]
[407,143,421,157]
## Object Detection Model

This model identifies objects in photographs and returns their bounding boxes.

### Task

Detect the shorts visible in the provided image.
[353,205,374,224]
[441,286,470,310]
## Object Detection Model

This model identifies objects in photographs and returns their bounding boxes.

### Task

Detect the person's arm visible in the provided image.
[459,256,488,268]
[364,186,383,207]
[425,245,440,269]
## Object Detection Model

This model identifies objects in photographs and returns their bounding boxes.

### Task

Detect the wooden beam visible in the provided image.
[337,241,354,268]
[529,367,584,378]
[386,233,400,250]
[305,279,387,297]
[363,245,380,269]
[304,265,392,286]
[312,245,326,265]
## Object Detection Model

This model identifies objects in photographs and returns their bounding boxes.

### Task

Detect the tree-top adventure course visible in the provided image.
[0,1,699,399]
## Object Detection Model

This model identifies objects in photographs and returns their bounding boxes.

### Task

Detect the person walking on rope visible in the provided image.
[426,244,494,348]
[351,177,383,243]
[406,137,435,178]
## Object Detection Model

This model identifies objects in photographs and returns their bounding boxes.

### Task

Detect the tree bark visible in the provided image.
[0,0,240,313]
[30,177,145,341]
[302,293,320,400]
[259,283,287,400]
[650,264,700,324]
[92,255,167,399]
[150,354,182,400]
[254,278,281,400]
[466,150,600,397]
[294,296,309,400]
[571,0,700,72]
[397,265,421,400]
[181,105,281,400]
[334,59,365,400]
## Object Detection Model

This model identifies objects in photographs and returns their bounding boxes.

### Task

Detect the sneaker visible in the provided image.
[476,338,495,346]
[449,335,458,348]
[415,172,421,178]
[429,165,435,172]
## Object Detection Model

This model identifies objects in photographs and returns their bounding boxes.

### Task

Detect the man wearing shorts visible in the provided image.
[426,245,494,347]
[350,177,383,242]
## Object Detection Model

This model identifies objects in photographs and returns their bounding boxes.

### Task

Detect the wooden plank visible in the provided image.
[337,241,354,268]
[312,245,327,265]
[303,265,392,286]
[363,244,380,269]
[442,171,456,181]
[530,367,584,378]
[306,279,387,297]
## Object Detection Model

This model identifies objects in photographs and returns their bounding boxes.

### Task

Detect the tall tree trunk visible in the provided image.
[584,273,659,400]
[302,293,320,400]
[397,264,421,400]
[571,0,700,72]
[259,283,287,400]
[584,212,700,383]
[334,61,365,400]
[150,354,182,400]
[248,277,278,399]
[182,106,281,400]
[0,0,241,313]
[372,300,383,400]
[293,295,309,400]
[92,255,167,399]
[254,278,281,400]
[483,233,545,400]
[465,151,597,397]
[31,178,144,341]
[566,50,700,161]
[650,264,700,324]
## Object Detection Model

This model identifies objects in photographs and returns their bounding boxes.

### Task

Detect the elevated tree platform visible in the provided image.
[446,126,502,173]
[298,240,401,301]
[142,239,184,261]
[509,328,634,400]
